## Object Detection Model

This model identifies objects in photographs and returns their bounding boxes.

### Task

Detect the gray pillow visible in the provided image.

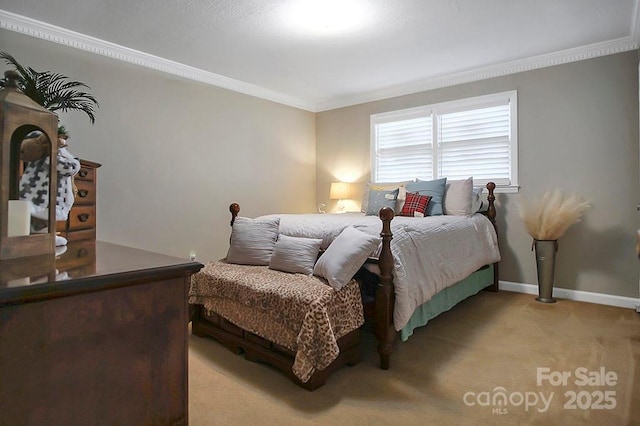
[406,177,447,216]
[226,216,280,265]
[361,181,411,213]
[313,226,381,290]
[365,188,399,216]
[269,234,322,275]
[471,187,484,213]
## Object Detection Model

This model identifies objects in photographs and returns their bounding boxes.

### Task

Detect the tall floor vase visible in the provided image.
[534,239,558,303]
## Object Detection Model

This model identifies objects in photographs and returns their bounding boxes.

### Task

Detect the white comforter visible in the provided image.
[257,212,501,331]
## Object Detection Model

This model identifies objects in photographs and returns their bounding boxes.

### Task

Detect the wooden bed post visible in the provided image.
[229,203,240,226]
[376,207,396,370]
[485,182,499,292]
[485,182,496,229]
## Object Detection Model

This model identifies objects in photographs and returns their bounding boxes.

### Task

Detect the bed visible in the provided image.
[189,180,500,386]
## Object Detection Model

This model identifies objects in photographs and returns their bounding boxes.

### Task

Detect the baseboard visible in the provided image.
[499,280,640,311]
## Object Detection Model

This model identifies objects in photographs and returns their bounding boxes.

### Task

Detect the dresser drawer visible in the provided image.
[64,228,97,242]
[56,219,67,233]
[74,180,96,205]
[76,165,96,182]
[68,205,96,231]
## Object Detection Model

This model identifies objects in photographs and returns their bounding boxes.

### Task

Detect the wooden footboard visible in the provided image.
[191,305,361,391]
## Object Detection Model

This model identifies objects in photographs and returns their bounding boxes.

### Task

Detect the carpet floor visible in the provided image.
[188,291,640,425]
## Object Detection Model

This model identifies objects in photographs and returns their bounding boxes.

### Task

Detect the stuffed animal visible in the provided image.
[19,132,81,245]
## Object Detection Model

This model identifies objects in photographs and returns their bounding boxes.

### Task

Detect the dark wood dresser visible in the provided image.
[57,159,101,242]
[0,241,203,425]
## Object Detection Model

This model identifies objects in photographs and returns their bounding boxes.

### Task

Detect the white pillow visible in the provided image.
[269,234,322,275]
[313,226,381,290]
[443,177,473,216]
[226,216,280,265]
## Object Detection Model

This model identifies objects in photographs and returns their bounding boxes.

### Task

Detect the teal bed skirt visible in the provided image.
[400,266,494,341]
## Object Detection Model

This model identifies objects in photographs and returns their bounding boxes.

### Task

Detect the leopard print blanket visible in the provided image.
[189,260,364,383]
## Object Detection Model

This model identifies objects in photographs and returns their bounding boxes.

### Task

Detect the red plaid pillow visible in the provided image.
[400,192,432,217]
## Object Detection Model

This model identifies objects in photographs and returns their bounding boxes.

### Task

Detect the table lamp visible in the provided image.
[330,182,351,212]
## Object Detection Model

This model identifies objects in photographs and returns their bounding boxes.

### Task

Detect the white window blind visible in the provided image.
[371,91,518,190]
[438,103,511,186]
[374,115,432,182]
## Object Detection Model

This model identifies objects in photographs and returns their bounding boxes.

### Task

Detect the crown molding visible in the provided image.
[314,36,640,111]
[0,9,316,111]
[1,9,639,114]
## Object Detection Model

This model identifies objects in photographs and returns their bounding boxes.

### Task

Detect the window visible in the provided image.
[371,91,518,191]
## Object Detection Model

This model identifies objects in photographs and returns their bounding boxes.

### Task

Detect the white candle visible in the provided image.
[7,277,30,287]
[8,200,31,237]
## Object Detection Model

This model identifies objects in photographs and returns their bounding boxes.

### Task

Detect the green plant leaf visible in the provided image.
[1,51,99,125]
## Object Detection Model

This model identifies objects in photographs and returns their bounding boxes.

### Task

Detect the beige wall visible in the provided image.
[2,29,638,298]
[0,30,316,261]
[317,51,640,298]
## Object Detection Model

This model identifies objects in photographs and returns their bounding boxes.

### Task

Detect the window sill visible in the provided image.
[489,185,519,194]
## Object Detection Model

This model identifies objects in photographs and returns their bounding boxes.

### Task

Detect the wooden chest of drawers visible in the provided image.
[57,159,101,242]
[0,242,203,425]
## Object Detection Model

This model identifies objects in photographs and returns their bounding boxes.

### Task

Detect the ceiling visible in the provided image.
[0,0,639,112]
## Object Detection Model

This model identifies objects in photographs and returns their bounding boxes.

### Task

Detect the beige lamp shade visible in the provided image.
[330,182,351,200]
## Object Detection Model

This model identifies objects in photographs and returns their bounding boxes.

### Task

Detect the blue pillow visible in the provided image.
[405,178,447,216]
[365,188,399,215]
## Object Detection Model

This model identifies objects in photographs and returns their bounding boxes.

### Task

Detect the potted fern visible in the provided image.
[0,51,99,136]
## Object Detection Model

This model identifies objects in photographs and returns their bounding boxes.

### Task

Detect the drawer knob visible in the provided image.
[78,189,89,198]
[78,169,89,178]
[78,213,90,222]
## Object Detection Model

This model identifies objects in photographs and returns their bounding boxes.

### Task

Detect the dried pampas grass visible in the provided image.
[518,190,590,240]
